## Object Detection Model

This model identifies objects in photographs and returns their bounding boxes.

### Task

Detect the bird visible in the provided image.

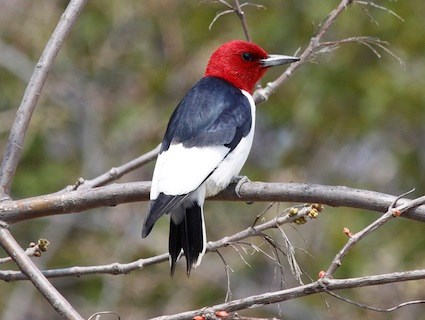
[142,40,299,275]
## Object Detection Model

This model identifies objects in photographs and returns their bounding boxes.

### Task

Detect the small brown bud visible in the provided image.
[343,227,353,237]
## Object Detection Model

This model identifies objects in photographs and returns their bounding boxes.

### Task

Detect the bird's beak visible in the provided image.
[260,54,300,67]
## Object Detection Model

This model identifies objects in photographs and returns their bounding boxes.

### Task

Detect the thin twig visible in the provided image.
[233,0,251,42]
[326,290,425,312]
[208,0,265,41]
[253,0,354,103]
[354,1,404,22]
[324,190,425,277]
[216,250,233,302]
[60,144,161,192]
[0,238,49,264]
[320,36,405,67]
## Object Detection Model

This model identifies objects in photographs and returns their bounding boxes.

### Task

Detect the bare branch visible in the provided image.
[209,9,235,30]
[2,182,425,223]
[0,227,83,319]
[0,253,169,282]
[252,0,354,103]
[0,0,89,197]
[354,1,404,22]
[252,0,406,103]
[0,204,307,281]
[215,250,233,302]
[146,269,425,320]
[61,144,161,192]
[0,238,49,264]
[208,0,265,41]
[326,290,425,313]
[0,197,421,284]
[323,191,425,277]
[320,36,405,68]
[233,0,251,42]
[277,225,303,284]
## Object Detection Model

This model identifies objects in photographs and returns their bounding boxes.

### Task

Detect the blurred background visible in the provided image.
[0,0,424,319]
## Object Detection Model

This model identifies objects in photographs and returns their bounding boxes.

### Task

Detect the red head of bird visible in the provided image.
[205,40,299,94]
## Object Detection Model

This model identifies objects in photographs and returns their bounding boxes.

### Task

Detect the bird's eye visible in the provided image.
[242,52,255,61]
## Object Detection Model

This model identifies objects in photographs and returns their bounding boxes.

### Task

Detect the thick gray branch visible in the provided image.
[1,182,425,223]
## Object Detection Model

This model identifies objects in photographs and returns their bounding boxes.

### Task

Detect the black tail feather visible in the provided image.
[142,193,186,238]
[169,204,205,275]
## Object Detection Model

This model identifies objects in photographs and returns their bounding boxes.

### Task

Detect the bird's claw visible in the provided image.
[232,175,250,198]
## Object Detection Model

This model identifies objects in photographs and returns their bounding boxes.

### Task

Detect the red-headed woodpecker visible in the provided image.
[142,40,299,275]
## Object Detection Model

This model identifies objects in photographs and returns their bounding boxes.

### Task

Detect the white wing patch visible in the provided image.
[150,143,229,199]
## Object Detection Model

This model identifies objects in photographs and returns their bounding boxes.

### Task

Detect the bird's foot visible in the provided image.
[231,175,251,198]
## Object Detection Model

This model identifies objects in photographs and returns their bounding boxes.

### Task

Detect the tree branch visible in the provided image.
[0,204,316,281]
[0,203,377,282]
[253,0,353,103]
[60,144,161,192]
[324,192,425,277]
[0,0,89,197]
[146,269,425,320]
[1,181,425,223]
[233,0,251,42]
[326,290,425,313]
[0,238,50,264]
[0,227,83,319]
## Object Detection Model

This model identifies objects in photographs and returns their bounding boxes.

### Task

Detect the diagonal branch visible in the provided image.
[253,0,354,103]
[146,269,425,320]
[0,0,89,197]
[324,191,425,277]
[60,144,161,192]
[0,226,83,319]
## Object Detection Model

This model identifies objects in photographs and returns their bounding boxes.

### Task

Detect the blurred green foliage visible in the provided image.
[0,0,425,319]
